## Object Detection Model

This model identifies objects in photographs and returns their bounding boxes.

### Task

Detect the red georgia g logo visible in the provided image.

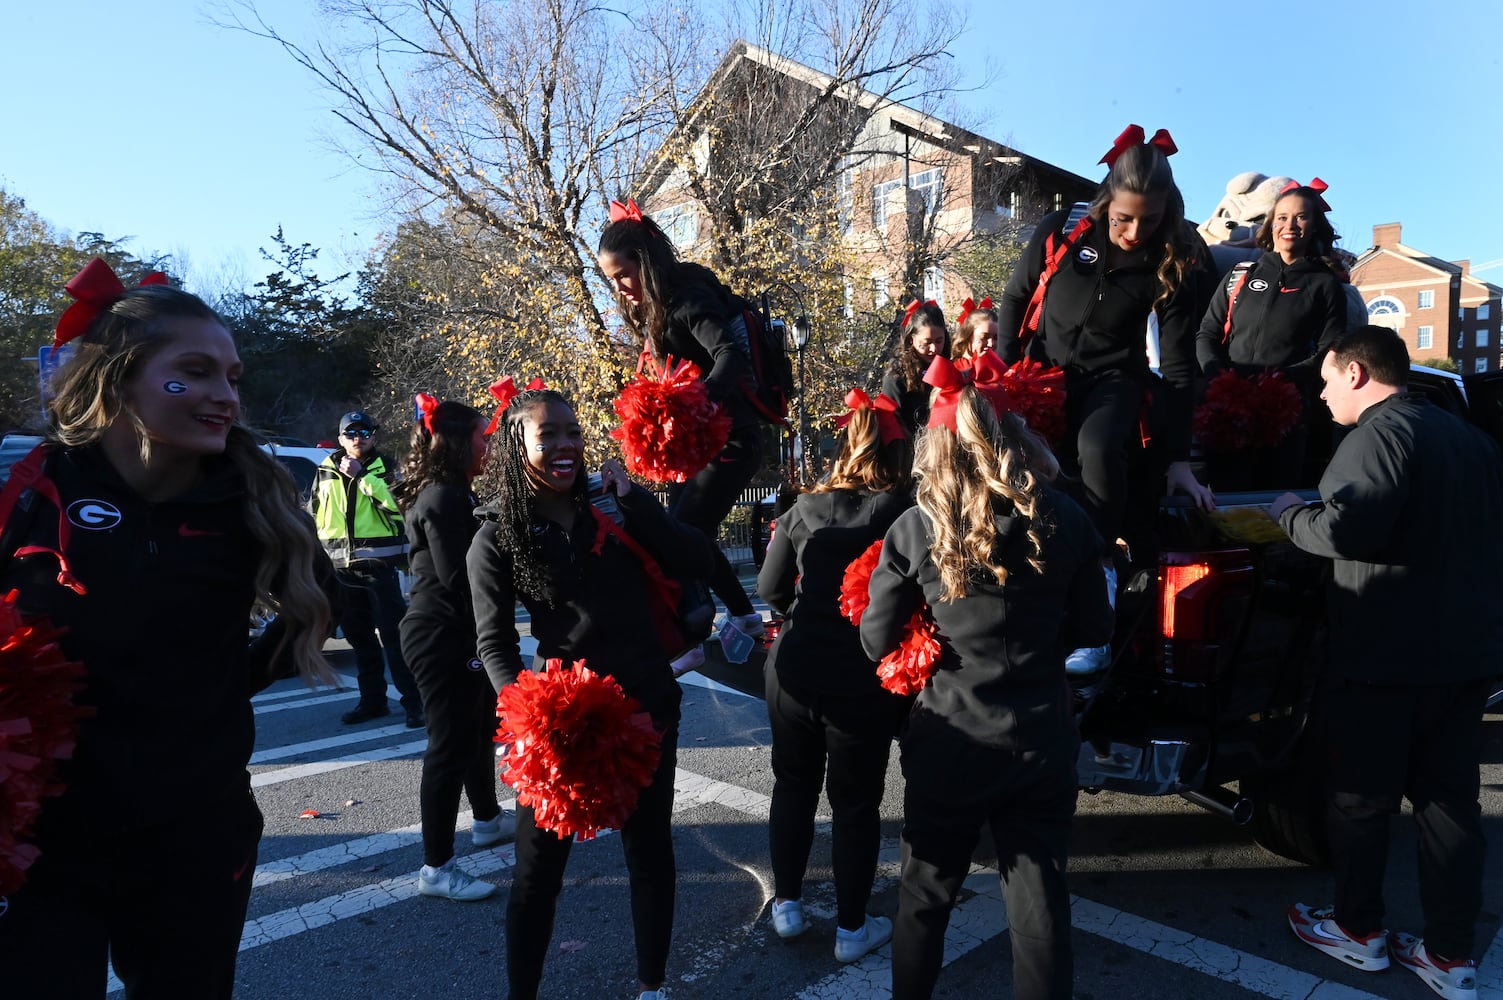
[67,499,123,530]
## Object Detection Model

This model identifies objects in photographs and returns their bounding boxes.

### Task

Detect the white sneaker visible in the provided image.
[728,612,766,638]
[1065,644,1111,675]
[771,898,808,939]
[834,914,892,963]
[417,860,496,901]
[670,646,706,678]
[638,992,665,1000]
[471,810,516,848]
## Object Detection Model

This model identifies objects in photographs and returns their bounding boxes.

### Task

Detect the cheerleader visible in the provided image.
[881,299,950,435]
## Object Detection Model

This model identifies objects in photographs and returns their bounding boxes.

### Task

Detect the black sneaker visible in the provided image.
[405,707,426,729]
[341,703,391,725]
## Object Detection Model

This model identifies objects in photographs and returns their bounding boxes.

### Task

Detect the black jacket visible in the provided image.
[402,481,480,646]
[757,488,913,703]
[859,488,1111,748]
[1278,393,1503,684]
[997,209,1215,457]
[0,445,300,835]
[1196,253,1347,373]
[467,484,714,726]
[881,370,929,436]
[659,263,758,428]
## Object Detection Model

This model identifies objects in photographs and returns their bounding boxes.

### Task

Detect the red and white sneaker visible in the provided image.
[1288,903,1390,971]
[1390,932,1478,1000]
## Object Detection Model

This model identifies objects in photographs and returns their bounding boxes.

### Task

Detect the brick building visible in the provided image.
[1351,222,1502,373]
[635,43,1097,315]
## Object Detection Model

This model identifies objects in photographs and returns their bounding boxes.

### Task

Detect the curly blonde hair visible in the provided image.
[913,387,1059,602]
[809,406,905,495]
[47,284,333,685]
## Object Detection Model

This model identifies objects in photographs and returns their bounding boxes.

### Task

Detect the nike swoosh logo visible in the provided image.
[1310,921,1360,943]
[178,524,224,538]
[1280,288,1301,294]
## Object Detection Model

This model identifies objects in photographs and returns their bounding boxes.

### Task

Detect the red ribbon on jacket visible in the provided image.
[1098,125,1178,167]
[414,393,439,435]
[1280,176,1331,213]
[955,296,993,326]
[484,376,548,435]
[835,388,908,445]
[54,258,170,348]
[901,298,937,328]
[608,198,644,223]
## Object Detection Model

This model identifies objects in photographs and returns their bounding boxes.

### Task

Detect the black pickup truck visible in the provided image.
[1073,363,1503,865]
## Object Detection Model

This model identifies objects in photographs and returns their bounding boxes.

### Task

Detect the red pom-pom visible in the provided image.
[495,659,662,840]
[610,356,733,484]
[0,590,90,896]
[838,540,883,626]
[1000,359,1067,445]
[875,608,940,695]
[1194,369,1303,452]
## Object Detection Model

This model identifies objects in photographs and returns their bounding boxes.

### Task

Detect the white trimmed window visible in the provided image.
[656,203,698,251]
[837,170,854,235]
[1479,303,1492,320]
[1417,326,1433,350]
[1418,289,1435,309]
[923,267,944,307]
[1477,358,1490,373]
[843,280,854,319]
[910,168,943,217]
[872,179,902,230]
[1478,330,1490,348]
[872,275,890,308]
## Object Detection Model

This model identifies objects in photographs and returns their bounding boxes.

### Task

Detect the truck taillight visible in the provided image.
[1159,550,1251,641]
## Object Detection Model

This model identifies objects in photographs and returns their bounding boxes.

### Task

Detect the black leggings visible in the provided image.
[669,424,763,617]
[505,728,679,997]
[0,788,262,999]
[765,667,905,929]
[1063,370,1144,549]
[402,620,501,867]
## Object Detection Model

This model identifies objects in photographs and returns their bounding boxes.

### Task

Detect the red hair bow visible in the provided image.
[1280,176,1331,212]
[608,198,644,223]
[955,296,993,326]
[901,298,938,328]
[967,350,1018,417]
[836,387,909,445]
[414,393,439,434]
[483,376,548,435]
[923,355,969,431]
[54,257,170,348]
[1099,124,1178,167]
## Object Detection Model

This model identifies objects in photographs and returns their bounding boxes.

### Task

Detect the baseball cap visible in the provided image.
[339,411,379,434]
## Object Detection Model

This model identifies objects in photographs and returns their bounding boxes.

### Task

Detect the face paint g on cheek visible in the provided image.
[164,381,189,394]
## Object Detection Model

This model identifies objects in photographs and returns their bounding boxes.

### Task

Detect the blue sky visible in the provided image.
[4,0,1502,294]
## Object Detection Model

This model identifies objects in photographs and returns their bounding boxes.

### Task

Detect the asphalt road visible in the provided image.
[113,618,1503,1000]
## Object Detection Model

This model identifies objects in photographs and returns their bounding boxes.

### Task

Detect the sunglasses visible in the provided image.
[342,429,374,439]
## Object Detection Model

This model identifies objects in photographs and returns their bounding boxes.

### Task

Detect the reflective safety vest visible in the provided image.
[311,452,407,567]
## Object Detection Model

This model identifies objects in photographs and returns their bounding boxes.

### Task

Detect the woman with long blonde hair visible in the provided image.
[0,259,331,998]
[756,389,912,961]
[860,368,1112,1000]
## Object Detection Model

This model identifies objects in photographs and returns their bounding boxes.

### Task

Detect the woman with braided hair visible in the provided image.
[467,384,713,1000]
[860,369,1112,1000]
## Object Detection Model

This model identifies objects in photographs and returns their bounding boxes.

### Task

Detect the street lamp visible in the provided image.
[791,312,812,484]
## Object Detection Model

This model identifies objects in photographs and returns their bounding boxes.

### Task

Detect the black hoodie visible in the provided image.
[997,209,1216,458]
[757,487,912,703]
[659,262,758,429]
[467,484,713,727]
[1196,252,1347,373]
[0,445,299,836]
[859,487,1111,748]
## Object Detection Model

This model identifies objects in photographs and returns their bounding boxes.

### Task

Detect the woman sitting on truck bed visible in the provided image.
[1195,180,1347,488]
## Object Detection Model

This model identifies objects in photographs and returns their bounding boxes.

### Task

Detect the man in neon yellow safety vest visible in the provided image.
[312,411,424,728]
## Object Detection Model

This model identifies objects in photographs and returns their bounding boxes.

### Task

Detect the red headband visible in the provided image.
[54,257,170,348]
[483,376,549,435]
[901,298,938,328]
[608,198,644,223]
[1099,124,1178,168]
[836,387,909,445]
[414,393,439,435]
[1280,176,1331,213]
[955,296,993,327]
